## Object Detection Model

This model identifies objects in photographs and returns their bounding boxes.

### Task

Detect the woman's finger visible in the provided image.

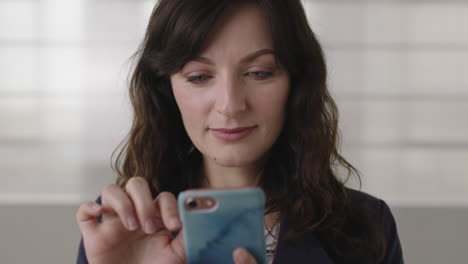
[76,201,103,236]
[124,176,159,234]
[155,191,181,231]
[233,248,257,264]
[101,183,139,231]
[171,229,186,262]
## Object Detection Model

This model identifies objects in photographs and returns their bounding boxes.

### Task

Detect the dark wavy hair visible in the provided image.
[112,0,387,262]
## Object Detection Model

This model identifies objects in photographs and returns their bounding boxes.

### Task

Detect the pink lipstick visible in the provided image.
[210,126,256,142]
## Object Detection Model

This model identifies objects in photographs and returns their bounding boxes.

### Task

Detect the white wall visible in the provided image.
[1,0,467,201]
[2,0,466,207]
[1,0,468,263]
[0,0,152,204]
[302,0,468,207]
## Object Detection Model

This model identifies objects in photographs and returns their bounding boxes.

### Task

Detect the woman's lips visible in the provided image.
[210,126,256,142]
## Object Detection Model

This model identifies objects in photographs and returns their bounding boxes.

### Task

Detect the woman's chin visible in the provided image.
[200,144,269,168]
[212,157,253,167]
[207,152,260,168]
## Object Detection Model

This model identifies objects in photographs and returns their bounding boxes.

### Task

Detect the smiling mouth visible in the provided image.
[210,126,256,142]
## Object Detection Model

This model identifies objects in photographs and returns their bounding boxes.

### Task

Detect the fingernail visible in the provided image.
[92,203,101,211]
[145,219,157,234]
[127,216,139,231]
[236,248,248,262]
[170,218,181,229]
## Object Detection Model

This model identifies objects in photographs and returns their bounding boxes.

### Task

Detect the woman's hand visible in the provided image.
[76,176,260,264]
[233,248,258,264]
[76,176,185,264]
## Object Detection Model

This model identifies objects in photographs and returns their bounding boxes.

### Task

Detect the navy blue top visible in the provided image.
[77,189,404,264]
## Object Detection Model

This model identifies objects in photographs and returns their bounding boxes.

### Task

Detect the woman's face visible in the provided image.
[170,3,290,168]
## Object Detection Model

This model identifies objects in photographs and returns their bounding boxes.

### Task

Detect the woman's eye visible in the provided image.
[248,71,273,79]
[187,75,210,84]
[186,72,273,84]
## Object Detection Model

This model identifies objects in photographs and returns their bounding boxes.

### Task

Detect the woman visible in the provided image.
[76,0,404,263]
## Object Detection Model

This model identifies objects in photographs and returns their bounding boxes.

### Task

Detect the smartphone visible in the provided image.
[177,188,267,264]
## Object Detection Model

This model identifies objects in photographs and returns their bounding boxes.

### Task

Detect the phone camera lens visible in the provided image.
[188,200,197,208]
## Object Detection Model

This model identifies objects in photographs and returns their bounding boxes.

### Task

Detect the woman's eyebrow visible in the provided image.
[191,49,276,66]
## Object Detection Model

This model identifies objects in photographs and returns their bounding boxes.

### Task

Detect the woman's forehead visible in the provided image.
[196,3,273,57]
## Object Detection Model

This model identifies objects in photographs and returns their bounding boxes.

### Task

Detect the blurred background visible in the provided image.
[1,0,467,263]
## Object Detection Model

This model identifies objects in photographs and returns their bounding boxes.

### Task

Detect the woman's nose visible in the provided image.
[214,77,247,117]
